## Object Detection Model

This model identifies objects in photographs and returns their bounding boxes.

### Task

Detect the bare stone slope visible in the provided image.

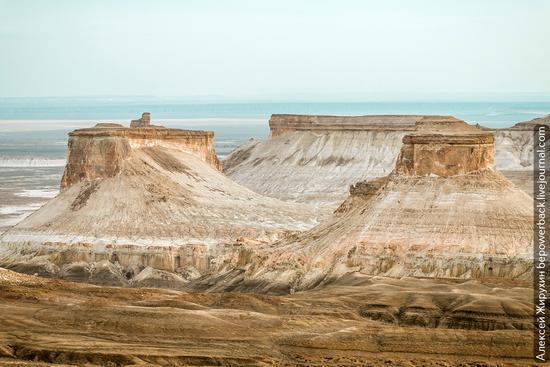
[0,121,318,286]
[225,114,549,206]
[210,117,533,293]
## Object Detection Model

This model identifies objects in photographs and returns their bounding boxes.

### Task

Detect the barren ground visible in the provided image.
[0,268,536,367]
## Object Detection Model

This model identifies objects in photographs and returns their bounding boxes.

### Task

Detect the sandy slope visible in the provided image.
[222,170,532,293]
[200,118,534,293]
[224,129,407,208]
[0,144,319,285]
[9,146,318,239]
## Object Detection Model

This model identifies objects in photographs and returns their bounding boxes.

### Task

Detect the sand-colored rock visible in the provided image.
[0,114,538,365]
[395,116,494,176]
[61,120,222,189]
[211,117,534,293]
[1,116,534,291]
[0,123,319,285]
[225,114,547,206]
[269,113,420,136]
[225,115,425,207]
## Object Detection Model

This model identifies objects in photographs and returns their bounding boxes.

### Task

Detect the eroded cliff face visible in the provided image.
[225,114,548,205]
[225,115,432,208]
[0,115,537,291]
[208,117,534,293]
[61,123,222,190]
[489,114,550,171]
[0,122,319,286]
[269,114,420,136]
[396,134,494,176]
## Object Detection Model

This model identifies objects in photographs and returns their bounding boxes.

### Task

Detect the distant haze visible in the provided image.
[0,0,549,100]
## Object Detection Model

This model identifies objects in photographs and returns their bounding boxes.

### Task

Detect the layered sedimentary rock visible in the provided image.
[225,115,425,207]
[481,114,550,194]
[61,120,222,189]
[489,114,550,171]
[396,116,494,176]
[269,114,420,136]
[225,114,548,205]
[0,121,318,286]
[210,117,533,293]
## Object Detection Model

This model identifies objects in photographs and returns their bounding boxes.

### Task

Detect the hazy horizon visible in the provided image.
[0,0,549,100]
[1,94,550,103]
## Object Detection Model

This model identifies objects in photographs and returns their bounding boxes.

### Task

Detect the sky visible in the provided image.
[0,0,549,101]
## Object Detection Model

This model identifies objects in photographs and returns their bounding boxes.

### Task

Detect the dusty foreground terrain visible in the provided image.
[0,268,535,367]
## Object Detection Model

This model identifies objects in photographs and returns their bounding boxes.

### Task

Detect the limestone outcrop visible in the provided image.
[269,114,420,136]
[0,114,536,292]
[0,122,319,285]
[395,116,494,176]
[61,115,222,189]
[225,114,547,206]
[208,117,534,293]
[225,115,426,208]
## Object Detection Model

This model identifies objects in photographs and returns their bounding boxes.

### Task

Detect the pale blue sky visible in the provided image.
[0,0,549,100]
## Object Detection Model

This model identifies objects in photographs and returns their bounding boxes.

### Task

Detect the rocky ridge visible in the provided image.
[268,114,422,136]
[225,114,549,206]
[0,113,541,367]
[0,115,536,292]
[206,117,533,293]
[0,116,319,286]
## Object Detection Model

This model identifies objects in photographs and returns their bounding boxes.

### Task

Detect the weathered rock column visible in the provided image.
[130,112,151,128]
[395,117,495,177]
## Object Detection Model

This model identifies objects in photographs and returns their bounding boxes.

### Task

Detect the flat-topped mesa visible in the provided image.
[1,115,319,285]
[60,115,222,190]
[395,116,494,177]
[227,114,491,207]
[221,116,532,290]
[269,114,427,137]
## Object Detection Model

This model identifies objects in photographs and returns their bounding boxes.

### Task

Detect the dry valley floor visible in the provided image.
[0,268,535,367]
